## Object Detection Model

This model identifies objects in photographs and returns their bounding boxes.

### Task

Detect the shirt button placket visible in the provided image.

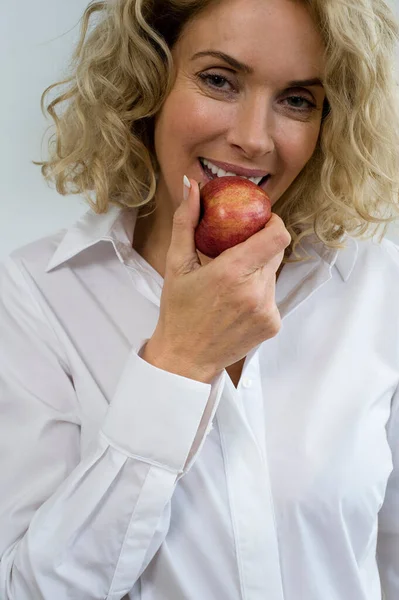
[241,377,253,389]
[218,363,284,599]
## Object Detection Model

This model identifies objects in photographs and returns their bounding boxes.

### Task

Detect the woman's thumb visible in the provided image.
[167,175,202,271]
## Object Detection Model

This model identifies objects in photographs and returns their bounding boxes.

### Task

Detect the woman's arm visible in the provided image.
[0,257,224,600]
[377,382,399,599]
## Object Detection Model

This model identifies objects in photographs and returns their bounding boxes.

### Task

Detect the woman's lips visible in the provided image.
[198,158,271,189]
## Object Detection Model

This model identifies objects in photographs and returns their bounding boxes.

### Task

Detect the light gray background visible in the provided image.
[1,0,398,260]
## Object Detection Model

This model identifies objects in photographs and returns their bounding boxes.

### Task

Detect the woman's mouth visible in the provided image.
[198,157,271,189]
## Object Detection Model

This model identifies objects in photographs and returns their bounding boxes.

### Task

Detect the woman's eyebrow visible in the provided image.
[191,50,254,74]
[191,50,324,87]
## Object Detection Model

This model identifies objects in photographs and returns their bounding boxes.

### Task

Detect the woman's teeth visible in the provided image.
[200,158,265,185]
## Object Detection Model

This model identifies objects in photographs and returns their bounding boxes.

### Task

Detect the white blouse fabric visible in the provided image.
[0,205,398,600]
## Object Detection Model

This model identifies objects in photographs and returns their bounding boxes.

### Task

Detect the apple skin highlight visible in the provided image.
[194,176,272,258]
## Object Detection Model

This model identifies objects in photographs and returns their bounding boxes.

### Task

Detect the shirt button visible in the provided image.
[241,377,253,389]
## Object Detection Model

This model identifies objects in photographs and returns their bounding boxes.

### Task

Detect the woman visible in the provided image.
[1,0,399,598]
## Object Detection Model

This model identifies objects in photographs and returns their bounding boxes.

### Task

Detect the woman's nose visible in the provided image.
[227,97,275,159]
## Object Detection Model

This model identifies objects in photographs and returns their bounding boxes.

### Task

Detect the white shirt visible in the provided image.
[0,205,398,600]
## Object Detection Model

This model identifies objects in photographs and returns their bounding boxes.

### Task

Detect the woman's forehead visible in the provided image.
[176,0,325,82]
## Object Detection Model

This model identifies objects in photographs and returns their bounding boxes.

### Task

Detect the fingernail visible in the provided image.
[183,175,191,201]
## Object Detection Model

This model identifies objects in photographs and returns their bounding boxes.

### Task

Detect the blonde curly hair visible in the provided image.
[34,0,399,260]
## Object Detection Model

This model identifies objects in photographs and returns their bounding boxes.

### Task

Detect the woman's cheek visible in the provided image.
[278,121,321,173]
[183,97,231,139]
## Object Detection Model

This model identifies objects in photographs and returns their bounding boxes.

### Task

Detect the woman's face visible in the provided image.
[153,0,326,220]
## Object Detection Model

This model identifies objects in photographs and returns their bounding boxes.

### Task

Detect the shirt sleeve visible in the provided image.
[0,257,226,600]
[377,382,399,600]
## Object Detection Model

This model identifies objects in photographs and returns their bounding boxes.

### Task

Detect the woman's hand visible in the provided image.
[142,177,291,383]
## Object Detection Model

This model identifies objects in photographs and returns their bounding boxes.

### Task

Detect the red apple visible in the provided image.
[194,176,272,258]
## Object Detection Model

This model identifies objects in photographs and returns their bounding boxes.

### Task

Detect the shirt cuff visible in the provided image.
[101,339,226,473]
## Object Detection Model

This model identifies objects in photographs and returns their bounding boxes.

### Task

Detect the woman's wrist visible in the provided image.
[141,337,217,384]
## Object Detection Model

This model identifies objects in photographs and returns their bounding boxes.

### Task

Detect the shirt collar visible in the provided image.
[301,232,359,282]
[45,206,137,272]
[46,206,358,281]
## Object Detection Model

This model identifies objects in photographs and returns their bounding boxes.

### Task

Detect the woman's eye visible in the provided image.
[284,96,316,111]
[199,73,235,92]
